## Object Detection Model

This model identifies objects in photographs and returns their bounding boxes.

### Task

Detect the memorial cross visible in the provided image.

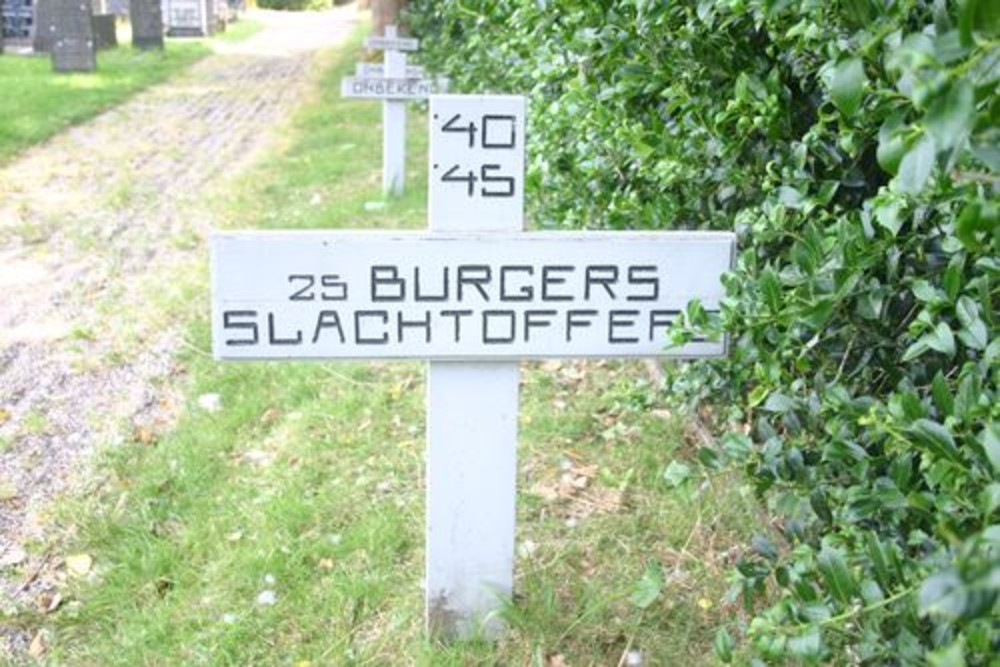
[210,94,734,639]
[341,26,447,196]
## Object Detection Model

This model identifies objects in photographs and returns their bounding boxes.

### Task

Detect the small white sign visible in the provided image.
[341,76,447,100]
[210,231,733,360]
[356,62,426,78]
[429,95,525,230]
[364,35,419,52]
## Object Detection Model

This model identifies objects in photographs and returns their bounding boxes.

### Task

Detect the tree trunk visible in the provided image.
[372,0,407,37]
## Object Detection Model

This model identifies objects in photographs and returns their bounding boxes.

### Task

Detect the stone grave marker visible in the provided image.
[49,0,95,72]
[90,12,115,49]
[210,94,734,639]
[129,0,162,49]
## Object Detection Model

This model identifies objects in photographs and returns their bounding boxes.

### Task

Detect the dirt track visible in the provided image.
[0,9,357,657]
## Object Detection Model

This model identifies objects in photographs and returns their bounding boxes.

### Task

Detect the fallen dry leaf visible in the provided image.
[37,592,62,614]
[318,558,334,571]
[66,553,93,577]
[0,479,18,501]
[134,426,157,446]
[28,632,46,658]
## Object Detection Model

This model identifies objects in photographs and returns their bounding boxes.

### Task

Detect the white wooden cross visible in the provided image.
[210,94,734,639]
[341,26,447,196]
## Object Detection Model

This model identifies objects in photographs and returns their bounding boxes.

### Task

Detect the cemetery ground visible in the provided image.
[0,17,264,165]
[2,16,765,666]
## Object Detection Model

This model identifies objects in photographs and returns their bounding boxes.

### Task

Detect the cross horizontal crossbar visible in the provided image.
[210,230,734,361]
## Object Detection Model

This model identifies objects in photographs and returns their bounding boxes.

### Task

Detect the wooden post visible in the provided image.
[424,95,526,639]
[382,25,406,195]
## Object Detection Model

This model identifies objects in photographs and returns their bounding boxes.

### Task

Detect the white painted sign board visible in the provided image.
[364,34,419,51]
[339,76,448,100]
[210,93,734,640]
[211,232,732,360]
[430,95,526,230]
[356,62,426,78]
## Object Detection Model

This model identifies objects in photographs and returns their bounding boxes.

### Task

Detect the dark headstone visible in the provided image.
[33,0,55,51]
[49,0,95,72]
[91,12,115,48]
[129,0,162,49]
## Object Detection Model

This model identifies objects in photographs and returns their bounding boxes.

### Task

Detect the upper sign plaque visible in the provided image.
[364,35,419,51]
[429,95,526,231]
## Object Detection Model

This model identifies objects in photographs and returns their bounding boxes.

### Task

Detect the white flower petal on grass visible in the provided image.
[256,590,278,606]
[197,393,222,413]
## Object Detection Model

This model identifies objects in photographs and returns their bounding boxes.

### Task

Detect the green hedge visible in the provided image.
[407,1,998,663]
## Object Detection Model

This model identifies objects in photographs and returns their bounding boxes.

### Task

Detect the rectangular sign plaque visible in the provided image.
[364,35,419,51]
[340,76,448,100]
[210,231,734,361]
[356,62,426,78]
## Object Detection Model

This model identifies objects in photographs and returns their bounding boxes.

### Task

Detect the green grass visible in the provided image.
[0,22,262,165]
[38,29,763,666]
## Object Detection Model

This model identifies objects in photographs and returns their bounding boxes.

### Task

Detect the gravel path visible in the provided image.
[0,8,357,657]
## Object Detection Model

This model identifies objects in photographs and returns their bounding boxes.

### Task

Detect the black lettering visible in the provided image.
[320,274,348,301]
[371,266,405,301]
[500,265,533,301]
[482,310,516,344]
[524,310,556,342]
[312,310,346,344]
[288,275,314,301]
[609,309,640,344]
[355,310,389,344]
[223,310,258,346]
[648,310,679,342]
[566,309,597,342]
[268,313,303,346]
[414,267,449,302]
[585,265,619,300]
[542,265,574,301]
[441,309,473,343]
[627,266,659,301]
[457,265,491,302]
[397,310,432,343]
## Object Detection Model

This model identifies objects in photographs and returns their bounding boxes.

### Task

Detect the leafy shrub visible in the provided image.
[407,0,998,663]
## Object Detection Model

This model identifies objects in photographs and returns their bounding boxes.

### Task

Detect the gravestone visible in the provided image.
[33,0,55,51]
[129,0,162,49]
[165,0,206,36]
[49,0,95,72]
[90,12,115,48]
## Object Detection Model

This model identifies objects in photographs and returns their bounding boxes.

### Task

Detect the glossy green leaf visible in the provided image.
[830,57,866,118]
[925,81,975,152]
[895,134,936,195]
[908,419,962,464]
[817,547,857,604]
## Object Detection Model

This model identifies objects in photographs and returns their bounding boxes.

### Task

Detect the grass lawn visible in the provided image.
[0,20,262,165]
[33,29,763,666]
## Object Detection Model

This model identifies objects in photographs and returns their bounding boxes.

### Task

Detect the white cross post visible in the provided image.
[425,95,525,639]
[381,25,407,196]
[209,94,735,640]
